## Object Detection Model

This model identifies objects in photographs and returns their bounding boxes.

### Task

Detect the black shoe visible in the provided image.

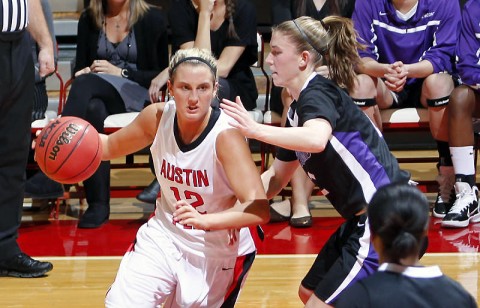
[0,253,53,278]
[136,179,160,204]
[78,205,109,229]
[25,172,64,199]
[290,215,313,228]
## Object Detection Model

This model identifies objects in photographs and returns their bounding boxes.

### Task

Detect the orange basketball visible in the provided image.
[34,116,103,184]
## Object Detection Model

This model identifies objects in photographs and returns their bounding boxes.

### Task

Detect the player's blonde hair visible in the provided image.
[168,48,218,84]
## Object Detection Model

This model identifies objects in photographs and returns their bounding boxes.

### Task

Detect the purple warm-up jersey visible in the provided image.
[457,0,480,89]
[352,0,461,84]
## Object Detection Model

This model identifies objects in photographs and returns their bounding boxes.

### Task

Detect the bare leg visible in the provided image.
[290,168,314,219]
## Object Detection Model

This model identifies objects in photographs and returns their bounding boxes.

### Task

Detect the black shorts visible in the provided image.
[301,214,379,304]
[390,79,424,108]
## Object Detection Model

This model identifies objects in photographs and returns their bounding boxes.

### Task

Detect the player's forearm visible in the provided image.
[405,60,434,79]
[204,199,270,230]
[357,58,389,78]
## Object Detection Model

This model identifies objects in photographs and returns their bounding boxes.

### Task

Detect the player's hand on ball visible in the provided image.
[173,200,209,230]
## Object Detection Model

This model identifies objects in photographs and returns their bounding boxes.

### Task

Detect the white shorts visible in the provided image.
[105,223,254,308]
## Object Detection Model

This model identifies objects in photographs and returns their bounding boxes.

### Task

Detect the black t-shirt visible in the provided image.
[276,73,410,218]
[168,0,259,110]
[335,263,477,308]
[271,0,356,25]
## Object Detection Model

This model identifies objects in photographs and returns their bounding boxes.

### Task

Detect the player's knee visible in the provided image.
[449,85,476,117]
[423,74,454,98]
[298,284,313,304]
[351,74,376,98]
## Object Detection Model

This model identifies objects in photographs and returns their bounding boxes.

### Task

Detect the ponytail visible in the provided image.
[368,183,430,265]
[225,0,239,40]
[275,16,363,93]
[322,16,363,93]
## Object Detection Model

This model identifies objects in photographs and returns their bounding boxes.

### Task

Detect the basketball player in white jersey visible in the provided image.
[99,48,269,307]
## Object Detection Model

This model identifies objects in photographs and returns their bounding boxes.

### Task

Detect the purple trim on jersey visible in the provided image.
[352,0,460,83]
[334,131,391,189]
[456,0,480,87]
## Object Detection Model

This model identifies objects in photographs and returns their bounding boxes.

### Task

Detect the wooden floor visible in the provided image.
[1,254,478,307]
[1,150,479,307]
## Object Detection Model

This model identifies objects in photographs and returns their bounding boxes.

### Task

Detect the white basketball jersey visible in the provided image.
[150,101,243,258]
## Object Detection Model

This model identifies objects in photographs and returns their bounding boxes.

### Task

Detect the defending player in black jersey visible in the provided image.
[221,16,410,306]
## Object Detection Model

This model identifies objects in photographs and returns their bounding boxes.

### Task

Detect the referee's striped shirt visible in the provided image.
[1,0,28,33]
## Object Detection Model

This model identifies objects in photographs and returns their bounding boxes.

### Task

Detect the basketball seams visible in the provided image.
[35,117,102,184]
[51,123,90,176]
[57,125,101,183]
[40,120,71,176]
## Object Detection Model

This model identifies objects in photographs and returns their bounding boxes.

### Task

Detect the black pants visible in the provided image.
[0,32,34,260]
[62,74,126,208]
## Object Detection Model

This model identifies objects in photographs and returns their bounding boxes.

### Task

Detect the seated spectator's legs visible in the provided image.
[420,73,453,143]
[62,74,126,118]
[442,85,480,228]
[420,74,456,218]
[76,97,111,228]
[36,74,126,228]
[350,74,391,130]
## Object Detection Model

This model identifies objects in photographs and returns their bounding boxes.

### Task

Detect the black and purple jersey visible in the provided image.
[352,0,461,85]
[457,0,480,89]
[276,73,410,219]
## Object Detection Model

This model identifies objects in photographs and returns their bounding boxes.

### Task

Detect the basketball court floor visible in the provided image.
[1,152,479,307]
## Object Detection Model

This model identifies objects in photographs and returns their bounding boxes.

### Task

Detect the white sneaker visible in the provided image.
[441,182,480,228]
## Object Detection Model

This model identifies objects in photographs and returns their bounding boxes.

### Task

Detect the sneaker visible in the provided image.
[433,189,456,218]
[442,182,480,228]
[433,166,455,218]
[0,253,53,278]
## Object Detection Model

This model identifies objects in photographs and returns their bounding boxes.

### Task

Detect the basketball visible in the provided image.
[34,116,103,184]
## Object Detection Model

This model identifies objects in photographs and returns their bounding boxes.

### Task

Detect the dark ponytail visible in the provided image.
[368,183,429,265]
[225,0,239,40]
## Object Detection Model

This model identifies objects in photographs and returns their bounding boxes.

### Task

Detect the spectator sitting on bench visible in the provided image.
[25,0,170,229]
[442,0,480,229]
[350,0,461,219]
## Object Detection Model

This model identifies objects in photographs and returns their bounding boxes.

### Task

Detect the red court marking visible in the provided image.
[17,217,480,257]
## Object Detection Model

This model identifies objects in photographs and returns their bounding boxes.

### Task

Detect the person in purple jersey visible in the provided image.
[350,0,461,219]
[335,183,477,308]
[221,16,411,307]
[267,0,357,229]
[442,0,480,229]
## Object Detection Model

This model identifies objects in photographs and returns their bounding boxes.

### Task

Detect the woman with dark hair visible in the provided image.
[336,183,476,307]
